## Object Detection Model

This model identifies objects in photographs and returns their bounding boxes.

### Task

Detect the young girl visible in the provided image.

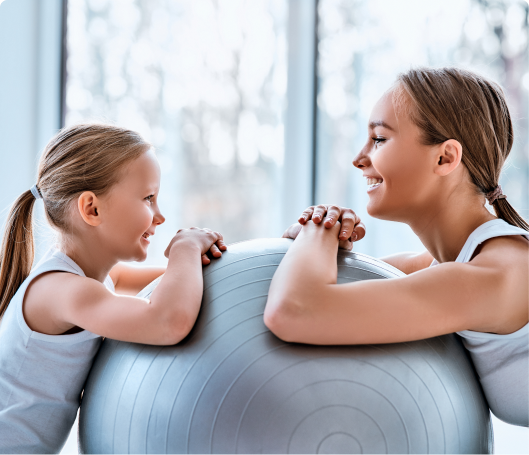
[265,67,529,427]
[0,124,227,453]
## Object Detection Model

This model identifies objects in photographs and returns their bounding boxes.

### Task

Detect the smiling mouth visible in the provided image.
[142,232,151,240]
[367,178,383,190]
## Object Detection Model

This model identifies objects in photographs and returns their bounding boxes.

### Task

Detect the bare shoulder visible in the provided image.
[468,234,528,333]
[380,250,434,274]
[471,234,528,269]
[24,271,108,335]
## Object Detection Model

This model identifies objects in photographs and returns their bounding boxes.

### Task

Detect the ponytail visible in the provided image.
[0,123,150,319]
[0,190,37,318]
[396,67,529,233]
[492,198,529,231]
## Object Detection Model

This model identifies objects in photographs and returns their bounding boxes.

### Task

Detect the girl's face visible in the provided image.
[353,89,441,223]
[100,149,165,262]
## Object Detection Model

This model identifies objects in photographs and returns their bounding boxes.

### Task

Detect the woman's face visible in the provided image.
[353,89,441,223]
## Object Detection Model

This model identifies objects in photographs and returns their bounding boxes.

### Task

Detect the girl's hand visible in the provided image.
[164,227,227,265]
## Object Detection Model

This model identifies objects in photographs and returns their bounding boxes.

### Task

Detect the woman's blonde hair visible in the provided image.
[396,67,528,231]
[0,123,150,318]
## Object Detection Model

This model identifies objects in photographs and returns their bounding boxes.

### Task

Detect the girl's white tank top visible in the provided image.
[431,218,529,427]
[0,248,114,453]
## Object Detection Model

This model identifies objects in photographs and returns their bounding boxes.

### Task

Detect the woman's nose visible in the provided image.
[353,145,370,169]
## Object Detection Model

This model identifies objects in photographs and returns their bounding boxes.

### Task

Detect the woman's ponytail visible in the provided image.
[397,67,529,233]
[492,198,529,231]
[0,190,37,318]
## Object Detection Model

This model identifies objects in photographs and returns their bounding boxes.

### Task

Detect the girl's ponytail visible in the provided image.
[0,123,150,319]
[0,190,37,318]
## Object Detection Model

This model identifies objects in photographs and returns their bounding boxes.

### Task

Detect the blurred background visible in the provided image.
[0,0,528,452]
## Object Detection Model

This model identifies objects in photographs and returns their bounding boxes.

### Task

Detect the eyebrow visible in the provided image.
[369,120,396,132]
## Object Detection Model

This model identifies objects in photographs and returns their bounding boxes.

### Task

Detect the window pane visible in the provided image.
[316,0,529,257]
[65,0,288,263]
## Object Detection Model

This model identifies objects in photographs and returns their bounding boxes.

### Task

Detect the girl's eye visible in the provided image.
[372,137,386,147]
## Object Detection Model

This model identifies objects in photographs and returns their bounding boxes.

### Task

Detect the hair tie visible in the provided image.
[30,184,42,200]
[485,185,506,204]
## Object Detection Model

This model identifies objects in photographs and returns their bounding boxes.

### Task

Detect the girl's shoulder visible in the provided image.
[21,248,114,337]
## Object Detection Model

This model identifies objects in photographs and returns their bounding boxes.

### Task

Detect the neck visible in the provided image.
[58,234,116,283]
[407,190,496,264]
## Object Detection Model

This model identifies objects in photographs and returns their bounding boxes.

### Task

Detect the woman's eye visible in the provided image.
[145,195,154,203]
[372,137,386,146]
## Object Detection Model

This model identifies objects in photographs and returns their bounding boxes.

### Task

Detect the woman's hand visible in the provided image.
[164,227,227,265]
[282,205,366,250]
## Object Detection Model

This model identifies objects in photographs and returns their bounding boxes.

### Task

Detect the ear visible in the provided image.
[77,191,101,227]
[434,139,462,176]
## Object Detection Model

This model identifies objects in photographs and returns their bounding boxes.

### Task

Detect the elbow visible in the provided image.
[160,310,197,346]
[263,296,303,343]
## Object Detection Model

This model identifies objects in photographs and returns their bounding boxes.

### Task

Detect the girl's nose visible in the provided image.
[154,210,165,225]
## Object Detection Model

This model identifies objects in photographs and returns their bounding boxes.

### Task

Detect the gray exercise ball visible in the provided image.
[79,238,492,454]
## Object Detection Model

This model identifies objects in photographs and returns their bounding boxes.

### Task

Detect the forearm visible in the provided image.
[266,222,340,337]
[111,263,166,295]
[149,242,204,341]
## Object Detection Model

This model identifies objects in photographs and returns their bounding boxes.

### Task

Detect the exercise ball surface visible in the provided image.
[79,238,492,454]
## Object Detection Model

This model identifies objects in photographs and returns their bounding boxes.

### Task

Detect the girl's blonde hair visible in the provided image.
[395,67,528,231]
[0,123,150,318]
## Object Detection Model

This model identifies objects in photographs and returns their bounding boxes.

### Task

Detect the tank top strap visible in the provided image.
[455,219,529,264]
[31,248,86,278]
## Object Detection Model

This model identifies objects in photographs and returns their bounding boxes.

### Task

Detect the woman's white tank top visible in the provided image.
[431,218,529,427]
[0,248,114,453]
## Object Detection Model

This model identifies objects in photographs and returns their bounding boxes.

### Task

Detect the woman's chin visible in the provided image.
[366,201,392,221]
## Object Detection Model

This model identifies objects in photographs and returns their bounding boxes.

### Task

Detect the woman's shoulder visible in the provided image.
[466,234,528,334]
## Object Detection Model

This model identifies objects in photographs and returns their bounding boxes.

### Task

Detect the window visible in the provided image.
[315,0,529,256]
[65,0,289,262]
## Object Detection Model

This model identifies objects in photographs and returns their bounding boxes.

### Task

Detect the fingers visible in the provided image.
[209,243,222,258]
[311,205,329,224]
[298,207,315,225]
[352,221,366,242]
[201,254,211,265]
[323,205,341,228]
[337,209,367,242]
[339,210,359,241]
[214,231,227,251]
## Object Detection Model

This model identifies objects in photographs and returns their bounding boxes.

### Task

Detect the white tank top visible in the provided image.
[0,248,114,453]
[431,218,529,427]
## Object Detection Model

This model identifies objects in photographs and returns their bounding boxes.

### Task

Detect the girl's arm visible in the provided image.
[264,220,527,345]
[109,263,166,295]
[27,229,226,345]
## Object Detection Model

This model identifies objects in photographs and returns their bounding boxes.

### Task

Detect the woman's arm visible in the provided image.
[109,263,166,295]
[264,220,525,345]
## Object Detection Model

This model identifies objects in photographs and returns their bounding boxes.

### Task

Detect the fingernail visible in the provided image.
[352,233,358,241]
[341,231,347,237]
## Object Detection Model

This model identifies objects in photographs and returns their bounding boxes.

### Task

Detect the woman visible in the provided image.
[264,67,529,427]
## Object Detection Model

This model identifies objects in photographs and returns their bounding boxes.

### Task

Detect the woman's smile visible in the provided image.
[366,177,383,192]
